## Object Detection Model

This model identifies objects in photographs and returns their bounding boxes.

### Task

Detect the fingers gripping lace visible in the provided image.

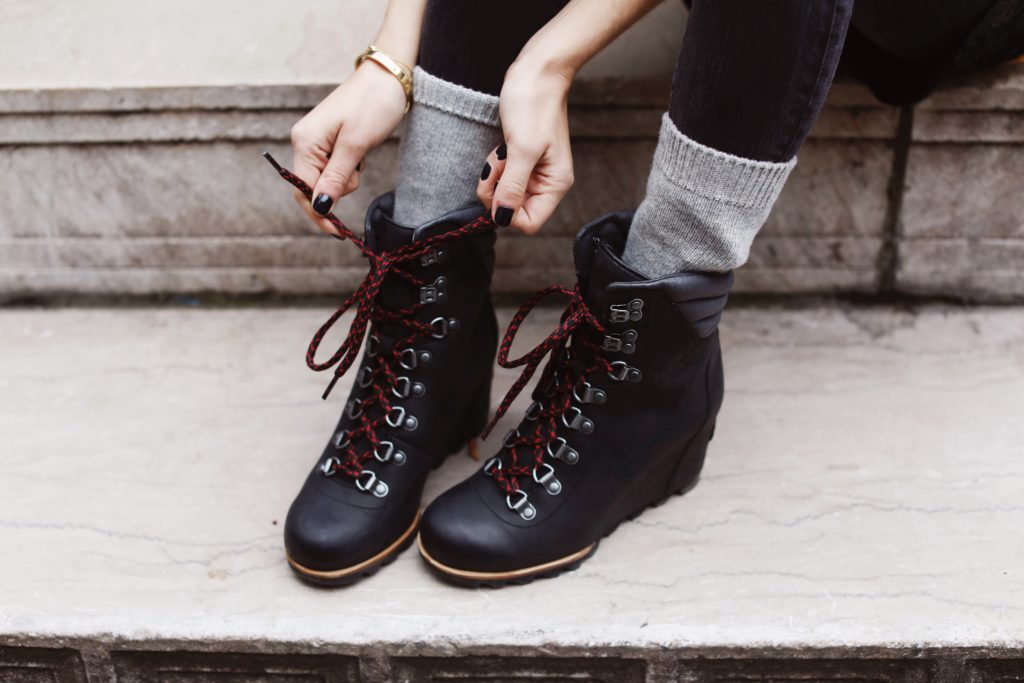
[264,153,494,479]
[483,285,612,496]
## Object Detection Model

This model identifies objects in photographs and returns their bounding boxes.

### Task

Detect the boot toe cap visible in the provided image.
[419,478,525,574]
[284,477,409,574]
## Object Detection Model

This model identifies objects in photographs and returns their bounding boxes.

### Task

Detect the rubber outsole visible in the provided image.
[418,475,702,588]
[287,512,420,587]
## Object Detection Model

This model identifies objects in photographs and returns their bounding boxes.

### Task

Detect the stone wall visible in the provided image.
[3,639,1024,682]
[0,0,1021,302]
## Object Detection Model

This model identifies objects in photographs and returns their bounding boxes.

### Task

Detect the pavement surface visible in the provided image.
[1,304,1022,653]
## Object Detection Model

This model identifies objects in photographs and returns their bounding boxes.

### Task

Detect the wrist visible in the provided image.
[355,45,414,112]
[515,27,584,82]
[507,50,575,94]
[372,26,418,68]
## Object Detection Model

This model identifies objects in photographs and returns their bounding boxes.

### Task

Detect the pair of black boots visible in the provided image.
[271,161,732,587]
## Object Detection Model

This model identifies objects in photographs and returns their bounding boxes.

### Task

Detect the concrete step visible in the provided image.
[1,304,1023,682]
[2,56,1024,302]
[3,0,1024,302]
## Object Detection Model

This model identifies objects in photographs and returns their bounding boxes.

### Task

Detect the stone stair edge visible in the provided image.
[0,78,881,114]
[1,62,1020,114]
[3,630,1024,656]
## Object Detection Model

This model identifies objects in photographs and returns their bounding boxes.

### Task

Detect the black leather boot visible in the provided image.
[265,154,498,586]
[418,210,732,586]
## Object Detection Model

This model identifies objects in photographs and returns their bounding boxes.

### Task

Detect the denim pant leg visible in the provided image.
[417,0,852,161]
[669,0,854,163]
[417,0,569,96]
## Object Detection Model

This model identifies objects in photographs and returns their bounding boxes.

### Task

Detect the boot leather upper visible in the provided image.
[285,194,497,572]
[420,211,731,573]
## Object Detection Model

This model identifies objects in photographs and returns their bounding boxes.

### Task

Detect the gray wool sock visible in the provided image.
[622,114,797,276]
[393,67,502,225]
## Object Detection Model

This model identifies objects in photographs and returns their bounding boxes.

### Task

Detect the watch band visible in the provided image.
[355,45,414,113]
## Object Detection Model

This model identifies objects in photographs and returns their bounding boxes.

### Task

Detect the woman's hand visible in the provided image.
[290,63,408,235]
[476,0,663,234]
[477,61,575,234]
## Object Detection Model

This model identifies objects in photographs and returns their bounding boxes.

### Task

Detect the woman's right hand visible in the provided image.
[290,63,408,235]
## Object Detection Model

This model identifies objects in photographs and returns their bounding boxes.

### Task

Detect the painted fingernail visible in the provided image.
[313,193,333,216]
[496,144,507,160]
[480,162,491,181]
[494,205,513,226]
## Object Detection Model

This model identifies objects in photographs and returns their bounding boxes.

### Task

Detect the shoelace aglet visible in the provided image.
[261,151,283,171]
[262,151,314,202]
[480,415,500,441]
[322,373,341,400]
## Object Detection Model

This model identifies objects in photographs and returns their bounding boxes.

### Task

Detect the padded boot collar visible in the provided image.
[573,210,735,338]
[365,193,488,252]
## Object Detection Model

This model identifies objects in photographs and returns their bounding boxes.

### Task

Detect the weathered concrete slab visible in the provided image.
[916,61,1024,112]
[2,0,1023,303]
[0,99,895,300]
[0,65,1021,304]
[895,62,1024,302]
[898,142,1024,302]
[0,0,902,301]
[0,0,687,90]
[1,304,1023,681]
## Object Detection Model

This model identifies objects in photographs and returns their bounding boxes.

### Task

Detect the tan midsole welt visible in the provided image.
[287,512,420,580]
[417,536,596,581]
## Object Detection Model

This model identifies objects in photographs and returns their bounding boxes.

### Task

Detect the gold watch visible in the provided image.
[355,45,414,112]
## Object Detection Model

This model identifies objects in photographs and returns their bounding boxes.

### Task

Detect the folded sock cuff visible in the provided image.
[413,66,501,127]
[620,114,798,275]
[652,113,796,211]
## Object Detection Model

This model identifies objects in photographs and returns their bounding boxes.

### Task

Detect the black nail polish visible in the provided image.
[494,205,513,226]
[496,144,507,160]
[480,162,491,181]
[313,193,333,216]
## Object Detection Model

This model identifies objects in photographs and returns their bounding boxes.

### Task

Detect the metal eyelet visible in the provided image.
[547,437,579,465]
[562,406,595,434]
[483,456,502,476]
[420,247,447,267]
[573,380,606,405]
[602,329,637,354]
[386,406,419,431]
[392,376,426,399]
[345,398,364,419]
[608,361,643,383]
[524,400,544,421]
[503,428,520,449]
[430,317,459,339]
[357,366,374,388]
[355,470,389,498]
[398,348,432,370]
[506,489,537,521]
[333,430,351,450]
[319,455,341,476]
[532,462,562,495]
[374,440,407,465]
[542,375,562,398]
[419,276,448,304]
[609,298,644,323]
[366,333,380,357]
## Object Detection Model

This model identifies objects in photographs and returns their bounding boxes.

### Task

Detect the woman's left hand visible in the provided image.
[476,61,575,234]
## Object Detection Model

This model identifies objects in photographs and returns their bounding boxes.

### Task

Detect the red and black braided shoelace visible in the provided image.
[482,284,612,496]
[264,153,494,479]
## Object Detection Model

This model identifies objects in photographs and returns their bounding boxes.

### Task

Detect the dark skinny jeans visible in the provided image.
[417,0,854,163]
